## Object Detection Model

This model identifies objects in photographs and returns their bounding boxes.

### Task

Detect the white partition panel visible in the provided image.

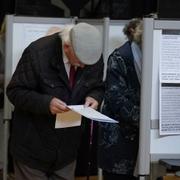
[108,21,128,56]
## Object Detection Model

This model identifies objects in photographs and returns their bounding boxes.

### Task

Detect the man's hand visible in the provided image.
[84,96,99,110]
[49,97,69,115]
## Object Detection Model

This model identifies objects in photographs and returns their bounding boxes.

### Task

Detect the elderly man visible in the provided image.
[7,23,104,180]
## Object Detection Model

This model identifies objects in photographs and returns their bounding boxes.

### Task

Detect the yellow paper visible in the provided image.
[55,110,81,128]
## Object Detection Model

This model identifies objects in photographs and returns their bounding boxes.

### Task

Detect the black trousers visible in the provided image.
[103,170,138,180]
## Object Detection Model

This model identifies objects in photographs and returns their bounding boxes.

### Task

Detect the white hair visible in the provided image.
[58,24,74,45]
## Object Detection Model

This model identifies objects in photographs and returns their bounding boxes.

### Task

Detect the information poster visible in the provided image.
[159,30,180,135]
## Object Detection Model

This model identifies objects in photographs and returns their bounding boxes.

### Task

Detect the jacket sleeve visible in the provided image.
[86,56,105,105]
[104,52,140,124]
[6,47,53,115]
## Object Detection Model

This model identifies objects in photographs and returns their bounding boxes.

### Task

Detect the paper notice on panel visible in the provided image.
[160,30,180,83]
[160,85,180,135]
[159,30,180,135]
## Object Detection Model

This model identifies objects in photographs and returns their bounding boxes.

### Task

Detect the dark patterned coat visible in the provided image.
[6,33,104,172]
[98,41,140,175]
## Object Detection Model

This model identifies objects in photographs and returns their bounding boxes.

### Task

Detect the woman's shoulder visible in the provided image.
[110,41,133,63]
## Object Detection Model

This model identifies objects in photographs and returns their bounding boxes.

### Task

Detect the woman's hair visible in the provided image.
[123,18,143,44]
[58,24,74,45]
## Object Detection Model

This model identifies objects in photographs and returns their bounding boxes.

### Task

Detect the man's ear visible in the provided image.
[63,43,70,53]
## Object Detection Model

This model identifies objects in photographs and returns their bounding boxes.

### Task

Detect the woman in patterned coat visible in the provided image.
[98,19,143,180]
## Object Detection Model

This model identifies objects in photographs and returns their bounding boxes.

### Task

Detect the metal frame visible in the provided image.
[138,18,154,179]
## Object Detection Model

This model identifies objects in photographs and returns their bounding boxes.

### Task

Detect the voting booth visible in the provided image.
[3,15,129,180]
[139,18,180,180]
[6,15,180,180]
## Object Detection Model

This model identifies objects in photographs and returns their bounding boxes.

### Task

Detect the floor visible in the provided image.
[163,176,180,180]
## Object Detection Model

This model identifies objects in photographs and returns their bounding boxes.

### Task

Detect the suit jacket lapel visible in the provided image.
[50,35,69,88]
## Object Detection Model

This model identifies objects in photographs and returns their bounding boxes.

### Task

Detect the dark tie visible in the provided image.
[69,65,76,88]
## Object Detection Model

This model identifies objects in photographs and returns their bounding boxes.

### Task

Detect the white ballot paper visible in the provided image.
[55,105,118,128]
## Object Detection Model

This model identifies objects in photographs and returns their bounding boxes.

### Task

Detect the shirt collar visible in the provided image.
[62,45,69,65]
